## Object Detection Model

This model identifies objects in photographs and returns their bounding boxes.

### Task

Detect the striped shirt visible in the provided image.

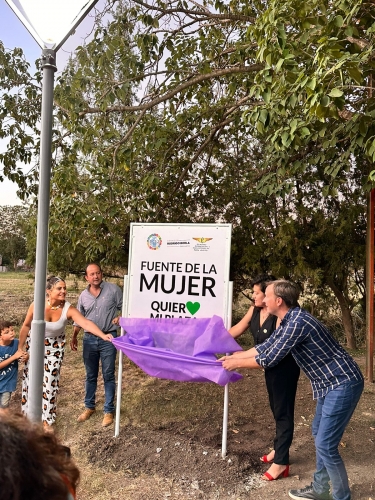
[255,307,363,399]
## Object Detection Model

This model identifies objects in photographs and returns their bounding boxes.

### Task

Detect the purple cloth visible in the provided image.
[113,316,242,386]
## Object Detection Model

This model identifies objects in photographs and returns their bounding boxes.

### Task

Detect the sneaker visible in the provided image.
[102,413,114,427]
[77,408,95,422]
[289,484,332,500]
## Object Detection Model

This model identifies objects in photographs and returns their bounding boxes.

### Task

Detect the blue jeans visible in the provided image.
[312,379,364,500]
[82,333,118,414]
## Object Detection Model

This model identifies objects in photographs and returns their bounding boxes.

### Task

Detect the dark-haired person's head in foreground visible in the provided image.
[0,410,79,500]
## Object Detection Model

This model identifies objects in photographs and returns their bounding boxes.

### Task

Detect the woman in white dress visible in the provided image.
[19,276,113,429]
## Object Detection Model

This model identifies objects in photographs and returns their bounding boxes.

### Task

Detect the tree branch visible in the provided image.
[132,0,255,22]
[78,65,263,116]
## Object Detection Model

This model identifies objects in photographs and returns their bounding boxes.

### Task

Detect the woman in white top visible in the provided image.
[19,276,113,428]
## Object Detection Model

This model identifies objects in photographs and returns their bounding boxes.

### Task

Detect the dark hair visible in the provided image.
[84,262,102,275]
[251,274,277,293]
[46,276,65,291]
[272,280,300,308]
[0,410,79,500]
[0,320,13,333]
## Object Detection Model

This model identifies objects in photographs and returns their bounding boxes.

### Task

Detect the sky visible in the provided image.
[0,0,106,206]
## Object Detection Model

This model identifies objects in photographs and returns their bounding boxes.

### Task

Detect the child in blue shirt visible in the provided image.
[0,320,27,409]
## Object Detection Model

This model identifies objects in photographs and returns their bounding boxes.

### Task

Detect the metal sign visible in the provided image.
[126,223,232,321]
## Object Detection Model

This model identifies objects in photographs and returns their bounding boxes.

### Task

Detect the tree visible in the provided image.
[0,205,28,270]
[224,145,366,348]
[243,0,375,191]
[2,1,375,194]
[0,0,372,345]
[0,42,41,198]
[269,158,367,349]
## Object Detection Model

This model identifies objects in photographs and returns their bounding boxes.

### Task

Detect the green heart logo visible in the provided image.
[186,301,200,315]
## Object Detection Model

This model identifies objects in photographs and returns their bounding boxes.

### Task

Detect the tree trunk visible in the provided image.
[328,281,357,349]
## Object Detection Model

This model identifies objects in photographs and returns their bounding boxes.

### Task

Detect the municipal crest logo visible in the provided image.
[147,233,162,250]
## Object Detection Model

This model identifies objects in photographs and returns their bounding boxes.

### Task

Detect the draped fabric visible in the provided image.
[113,316,242,386]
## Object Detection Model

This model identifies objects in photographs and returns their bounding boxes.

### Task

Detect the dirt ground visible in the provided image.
[9,350,375,500]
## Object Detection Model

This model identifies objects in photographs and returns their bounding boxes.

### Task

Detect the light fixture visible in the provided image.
[6,0,98,49]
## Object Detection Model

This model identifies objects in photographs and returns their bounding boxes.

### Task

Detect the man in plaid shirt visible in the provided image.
[220,280,363,500]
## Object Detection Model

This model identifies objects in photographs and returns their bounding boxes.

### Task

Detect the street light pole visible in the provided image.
[28,48,56,421]
[4,0,100,422]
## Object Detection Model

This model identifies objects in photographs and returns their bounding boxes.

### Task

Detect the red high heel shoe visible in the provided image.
[260,454,274,464]
[262,465,289,481]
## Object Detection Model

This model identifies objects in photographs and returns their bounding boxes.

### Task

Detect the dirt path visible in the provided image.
[9,352,375,500]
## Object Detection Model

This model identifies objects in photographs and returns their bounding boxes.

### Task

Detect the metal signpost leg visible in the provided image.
[115,275,129,437]
[221,281,233,458]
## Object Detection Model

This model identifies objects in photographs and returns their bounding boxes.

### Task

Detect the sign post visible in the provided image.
[115,223,232,443]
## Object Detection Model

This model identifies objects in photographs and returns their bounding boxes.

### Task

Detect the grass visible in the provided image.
[0,271,88,325]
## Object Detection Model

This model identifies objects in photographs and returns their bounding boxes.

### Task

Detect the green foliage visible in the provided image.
[0,0,372,344]
[243,0,375,190]
[0,42,41,198]
[38,0,265,270]
[0,205,28,269]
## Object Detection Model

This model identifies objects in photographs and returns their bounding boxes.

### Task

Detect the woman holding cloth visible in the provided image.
[229,274,300,481]
[19,275,113,429]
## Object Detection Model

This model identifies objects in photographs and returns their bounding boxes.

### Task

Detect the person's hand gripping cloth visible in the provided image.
[113,315,243,385]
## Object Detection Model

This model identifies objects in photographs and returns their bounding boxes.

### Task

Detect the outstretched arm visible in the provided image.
[67,307,112,342]
[220,345,259,362]
[0,349,25,370]
[219,353,261,371]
